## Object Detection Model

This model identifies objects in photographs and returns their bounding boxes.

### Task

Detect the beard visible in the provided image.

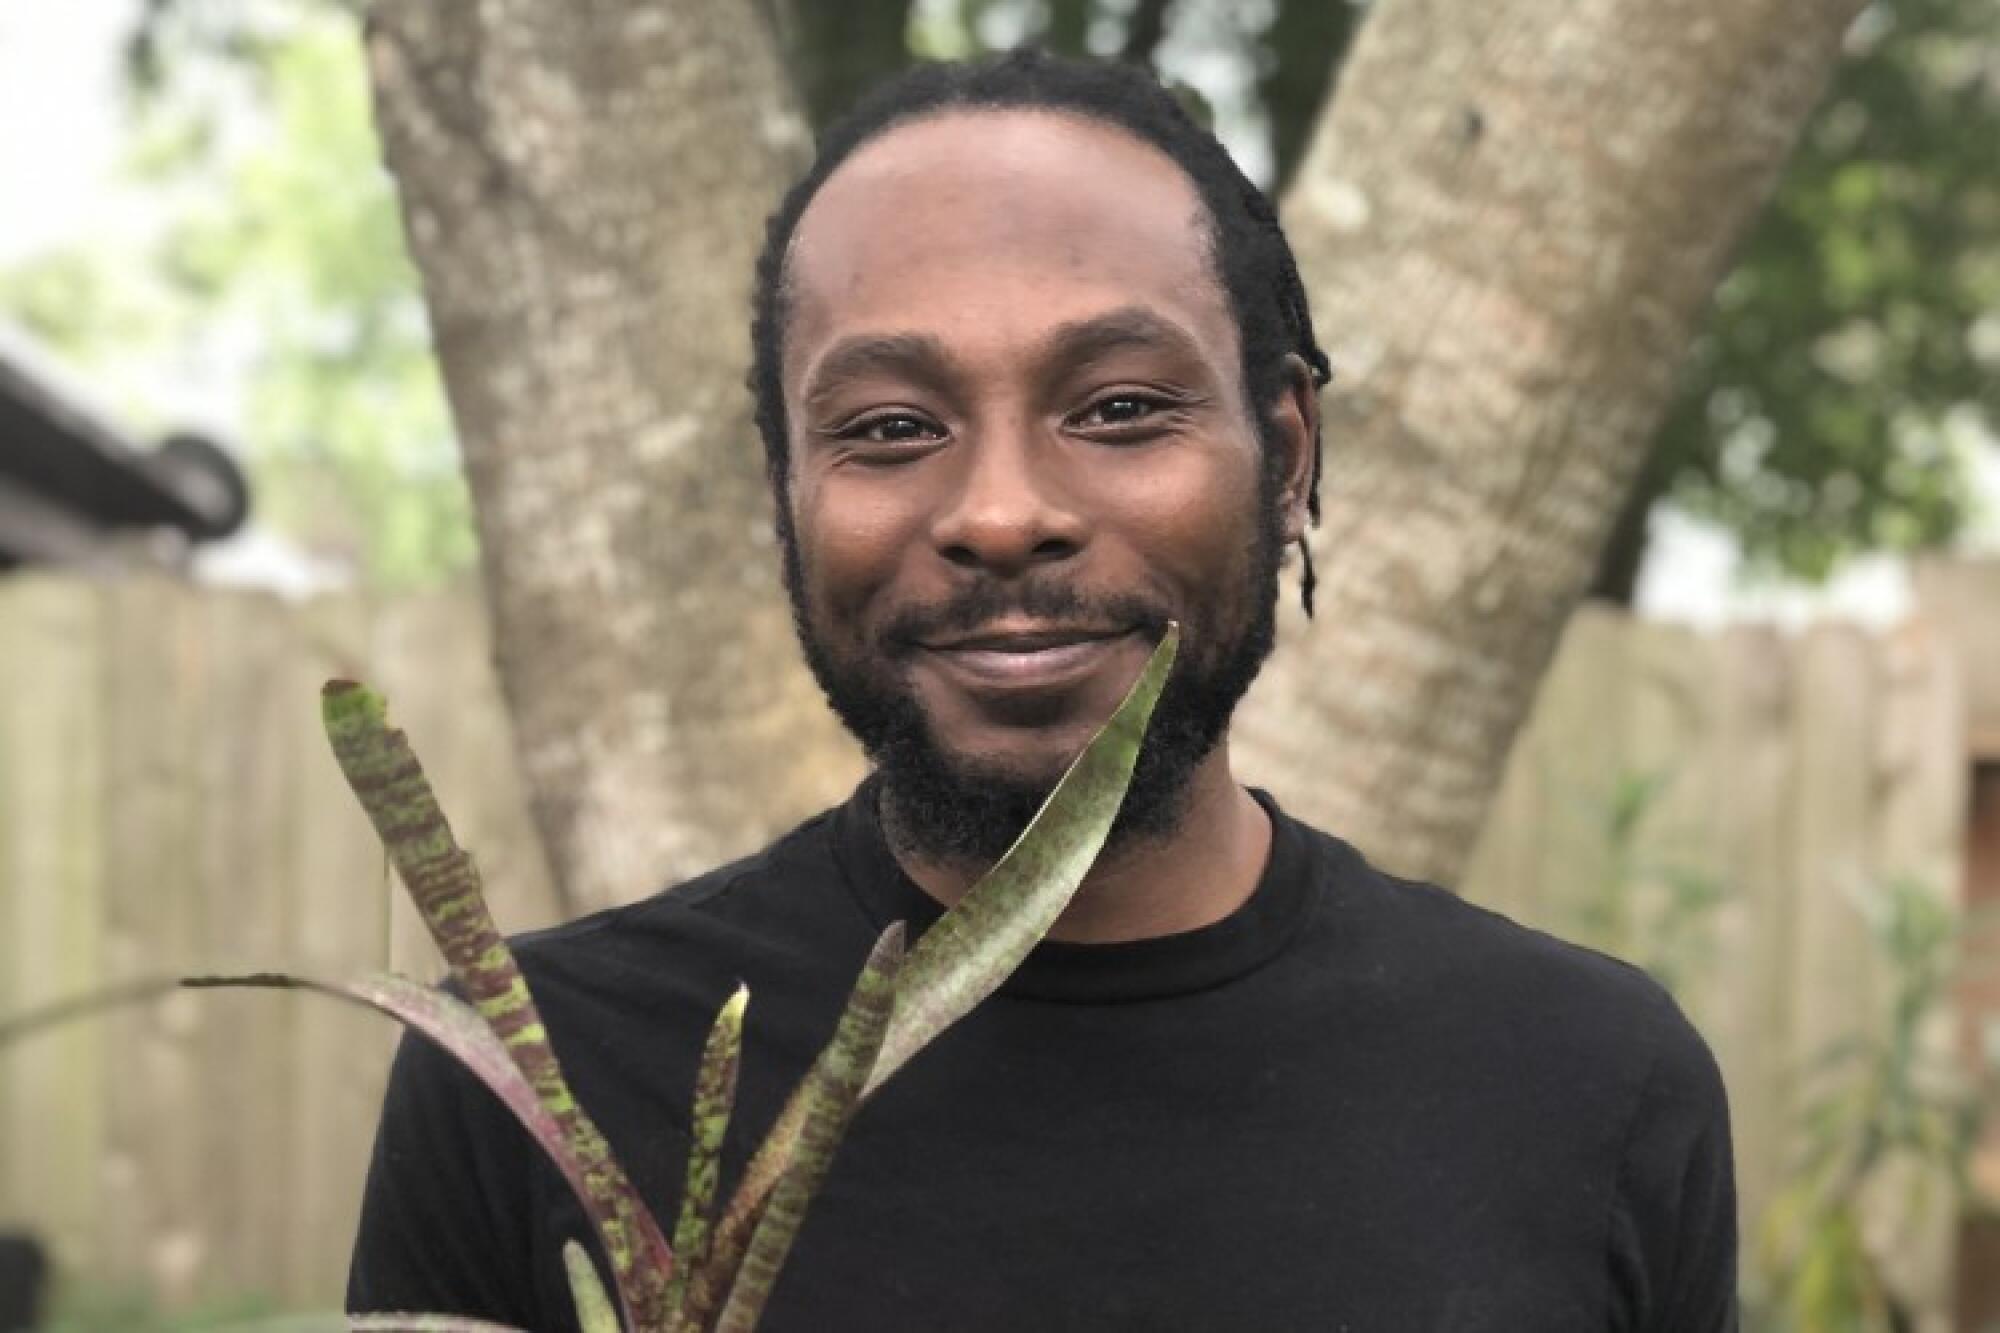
[781,456,1286,868]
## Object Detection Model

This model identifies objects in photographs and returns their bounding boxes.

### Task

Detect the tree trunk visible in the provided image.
[1242,0,1867,885]
[365,0,863,914]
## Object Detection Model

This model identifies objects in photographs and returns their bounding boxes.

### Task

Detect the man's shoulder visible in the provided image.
[1284,810,1710,1071]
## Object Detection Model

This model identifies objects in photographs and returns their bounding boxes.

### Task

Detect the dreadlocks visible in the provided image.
[747,47,1332,613]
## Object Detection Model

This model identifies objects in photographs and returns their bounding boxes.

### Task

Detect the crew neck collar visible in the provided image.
[827,775,1315,1003]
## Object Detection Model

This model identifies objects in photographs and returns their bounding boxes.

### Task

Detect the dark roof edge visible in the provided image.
[0,321,247,538]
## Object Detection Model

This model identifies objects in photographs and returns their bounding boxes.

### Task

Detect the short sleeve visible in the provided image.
[347,1026,545,1326]
[1606,997,1740,1332]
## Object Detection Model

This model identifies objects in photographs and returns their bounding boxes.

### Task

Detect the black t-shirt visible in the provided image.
[348,781,1737,1331]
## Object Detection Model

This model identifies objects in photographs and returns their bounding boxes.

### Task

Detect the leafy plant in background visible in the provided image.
[1746,879,1999,1333]
[1567,768,1731,999]
[0,629,1176,1332]
[1565,770,2000,1328]
[34,1286,332,1333]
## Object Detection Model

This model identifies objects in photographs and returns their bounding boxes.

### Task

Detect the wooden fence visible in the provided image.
[0,575,564,1314]
[1455,609,1968,1321]
[0,575,1973,1320]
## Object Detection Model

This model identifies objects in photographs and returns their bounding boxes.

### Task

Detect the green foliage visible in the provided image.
[148,14,473,589]
[1657,0,2000,582]
[1566,773,1998,1328]
[35,1283,330,1333]
[0,3,473,590]
[1566,768,1731,998]
[1746,880,1995,1331]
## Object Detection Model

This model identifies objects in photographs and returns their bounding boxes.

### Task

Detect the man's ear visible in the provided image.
[1267,354,1320,544]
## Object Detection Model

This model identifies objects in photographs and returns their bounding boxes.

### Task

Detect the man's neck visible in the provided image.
[882,744,1273,944]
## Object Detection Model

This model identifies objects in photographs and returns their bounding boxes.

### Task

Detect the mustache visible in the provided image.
[879,581,1173,654]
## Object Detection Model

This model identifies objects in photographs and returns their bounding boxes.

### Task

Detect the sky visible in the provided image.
[1,1,1994,621]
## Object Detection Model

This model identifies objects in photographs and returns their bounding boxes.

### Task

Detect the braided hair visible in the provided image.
[748,47,1332,613]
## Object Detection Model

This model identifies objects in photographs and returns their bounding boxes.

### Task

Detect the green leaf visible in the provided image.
[564,1240,621,1333]
[694,625,1178,1323]
[319,681,674,1329]
[346,1316,533,1332]
[712,925,904,1333]
[664,986,748,1328]
[869,621,1178,1092]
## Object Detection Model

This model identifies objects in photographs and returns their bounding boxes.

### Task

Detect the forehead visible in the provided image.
[782,109,1233,381]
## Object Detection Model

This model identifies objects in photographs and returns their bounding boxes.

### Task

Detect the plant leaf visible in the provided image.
[0,975,183,1046]
[347,1316,532,1332]
[565,1239,622,1333]
[664,985,747,1330]
[320,681,673,1328]
[711,925,904,1333]
[187,970,648,1330]
[698,625,1177,1321]
[867,622,1177,1092]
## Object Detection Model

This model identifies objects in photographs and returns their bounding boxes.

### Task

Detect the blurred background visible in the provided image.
[0,0,1997,1329]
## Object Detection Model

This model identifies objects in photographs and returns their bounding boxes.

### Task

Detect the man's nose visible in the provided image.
[927,427,1086,575]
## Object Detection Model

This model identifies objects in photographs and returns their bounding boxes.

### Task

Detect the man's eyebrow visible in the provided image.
[1041,306,1206,371]
[801,332,957,413]
[798,306,1206,412]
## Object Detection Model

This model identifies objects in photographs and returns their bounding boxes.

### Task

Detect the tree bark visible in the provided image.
[365,0,863,914]
[1243,0,1868,885]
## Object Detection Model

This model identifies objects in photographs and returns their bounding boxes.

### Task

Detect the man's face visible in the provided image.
[777,109,1310,862]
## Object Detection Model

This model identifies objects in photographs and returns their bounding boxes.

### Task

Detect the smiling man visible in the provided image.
[350,50,1738,1332]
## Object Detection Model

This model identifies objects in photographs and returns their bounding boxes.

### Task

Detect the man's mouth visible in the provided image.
[917,623,1138,687]
[925,622,1129,652]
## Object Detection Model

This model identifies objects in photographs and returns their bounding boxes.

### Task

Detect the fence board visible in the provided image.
[1710,625,1797,1240]
[1870,621,1970,1329]
[95,576,209,1304]
[1786,626,1884,1115]
[1509,605,1631,941]
[193,591,301,1302]
[0,577,106,1281]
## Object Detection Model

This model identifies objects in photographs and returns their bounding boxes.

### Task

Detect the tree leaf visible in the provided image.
[320,681,673,1328]
[711,925,904,1333]
[696,625,1177,1322]
[564,1239,622,1333]
[664,986,747,1329]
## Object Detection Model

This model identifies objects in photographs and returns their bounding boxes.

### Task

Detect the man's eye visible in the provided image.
[1072,394,1172,431]
[845,413,942,444]
[1096,397,1154,423]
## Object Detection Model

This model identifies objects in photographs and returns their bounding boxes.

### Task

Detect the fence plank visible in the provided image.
[1521,605,1632,942]
[1621,620,1720,991]
[1869,621,1969,1329]
[0,577,107,1282]
[192,590,300,1303]
[94,575,210,1306]
[1787,626,1883,1099]
[1710,625,1797,1244]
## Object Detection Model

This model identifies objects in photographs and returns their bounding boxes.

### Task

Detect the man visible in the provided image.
[350,50,1737,1331]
